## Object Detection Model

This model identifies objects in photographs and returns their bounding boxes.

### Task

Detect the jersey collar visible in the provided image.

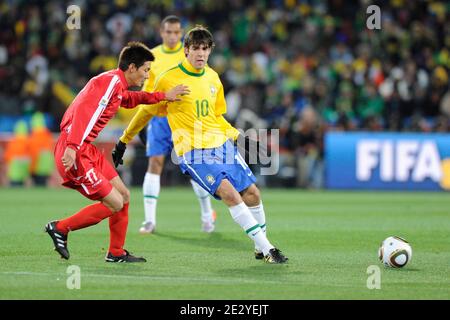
[161,42,183,54]
[179,59,205,77]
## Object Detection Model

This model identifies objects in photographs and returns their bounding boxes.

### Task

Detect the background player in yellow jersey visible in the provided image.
[113,25,288,263]
[113,16,216,234]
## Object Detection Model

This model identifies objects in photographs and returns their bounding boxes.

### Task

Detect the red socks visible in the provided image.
[56,203,114,233]
[108,202,129,257]
[55,202,129,257]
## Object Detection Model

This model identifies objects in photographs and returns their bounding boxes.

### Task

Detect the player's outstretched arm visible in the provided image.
[164,84,190,101]
[121,84,190,144]
[122,91,165,109]
[122,84,189,107]
[113,84,190,168]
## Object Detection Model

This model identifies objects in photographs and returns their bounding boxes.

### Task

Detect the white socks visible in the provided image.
[248,202,266,252]
[229,202,273,255]
[190,179,214,223]
[143,172,160,225]
[143,175,214,227]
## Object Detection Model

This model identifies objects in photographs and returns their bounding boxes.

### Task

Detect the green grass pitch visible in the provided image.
[0,187,449,299]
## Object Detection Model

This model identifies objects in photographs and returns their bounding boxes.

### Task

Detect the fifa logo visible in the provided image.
[356,140,450,188]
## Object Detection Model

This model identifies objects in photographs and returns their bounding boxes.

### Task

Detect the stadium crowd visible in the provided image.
[0,0,449,188]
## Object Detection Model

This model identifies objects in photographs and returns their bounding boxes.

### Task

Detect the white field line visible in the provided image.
[0,271,360,288]
[0,271,281,285]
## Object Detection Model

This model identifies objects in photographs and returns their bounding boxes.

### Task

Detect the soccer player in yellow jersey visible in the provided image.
[113,26,288,263]
[114,16,216,234]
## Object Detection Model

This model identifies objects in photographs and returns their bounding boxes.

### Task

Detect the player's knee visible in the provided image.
[108,198,124,213]
[250,185,261,200]
[243,185,261,205]
[221,190,242,206]
[121,188,130,204]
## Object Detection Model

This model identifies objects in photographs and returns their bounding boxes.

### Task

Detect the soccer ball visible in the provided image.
[378,236,412,268]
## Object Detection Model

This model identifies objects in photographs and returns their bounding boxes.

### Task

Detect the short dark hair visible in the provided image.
[161,15,181,28]
[118,42,154,71]
[184,25,215,50]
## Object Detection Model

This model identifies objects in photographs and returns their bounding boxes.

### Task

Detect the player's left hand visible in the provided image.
[112,141,127,167]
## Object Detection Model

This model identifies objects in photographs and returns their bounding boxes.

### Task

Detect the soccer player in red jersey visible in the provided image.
[45,42,189,262]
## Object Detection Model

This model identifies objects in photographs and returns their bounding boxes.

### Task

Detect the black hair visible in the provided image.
[118,42,154,71]
[184,25,215,49]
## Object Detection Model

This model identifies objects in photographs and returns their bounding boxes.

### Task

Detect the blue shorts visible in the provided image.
[178,140,257,200]
[146,117,173,157]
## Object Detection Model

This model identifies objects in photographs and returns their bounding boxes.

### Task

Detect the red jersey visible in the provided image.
[60,68,165,151]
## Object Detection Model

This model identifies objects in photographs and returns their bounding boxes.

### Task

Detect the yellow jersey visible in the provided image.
[120,58,240,156]
[117,42,184,123]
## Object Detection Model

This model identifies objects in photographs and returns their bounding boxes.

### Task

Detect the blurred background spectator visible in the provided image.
[4,120,30,186]
[29,112,54,186]
[0,0,448,188]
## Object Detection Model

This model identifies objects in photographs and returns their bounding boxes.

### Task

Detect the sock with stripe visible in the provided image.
[228,202,273,255]
[248,202,266,253]
[190,179,214,223]
[56,202,114,234]
[108,202,128,256]
[143,172,160,225]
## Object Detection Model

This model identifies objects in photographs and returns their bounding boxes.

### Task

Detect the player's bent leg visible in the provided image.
[101,186,125,213]
[216,179,279,261]
[106,177,146,263]
[242,186,288,264]
[218,180,288,264]
[241,184,266,259]
[215,179,242,207]
[107,177,129,256]
[191,179,216,233]
[109,176,130,205]
[240,184,261,207]
[45,187,121,260]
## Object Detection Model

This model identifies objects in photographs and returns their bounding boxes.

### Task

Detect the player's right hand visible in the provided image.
[62,147,77,172]
[165,84,190,101]
[112,140,127,168]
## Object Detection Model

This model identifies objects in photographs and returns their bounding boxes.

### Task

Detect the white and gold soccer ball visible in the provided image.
[378,236,412,268]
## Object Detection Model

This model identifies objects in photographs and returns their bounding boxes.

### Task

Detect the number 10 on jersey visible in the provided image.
[196,99,209,118]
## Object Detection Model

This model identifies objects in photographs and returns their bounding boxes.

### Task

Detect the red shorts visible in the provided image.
[55,134,118,200]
